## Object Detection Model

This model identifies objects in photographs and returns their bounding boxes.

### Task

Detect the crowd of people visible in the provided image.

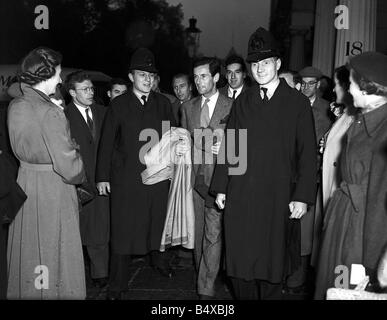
[1,26,387,300]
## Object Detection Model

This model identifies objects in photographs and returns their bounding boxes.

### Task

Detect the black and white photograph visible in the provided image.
[1,0,387,313]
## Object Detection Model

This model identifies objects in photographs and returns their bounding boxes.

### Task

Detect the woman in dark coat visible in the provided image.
[315,52,387,299]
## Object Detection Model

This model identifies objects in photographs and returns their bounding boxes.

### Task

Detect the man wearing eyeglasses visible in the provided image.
[299,67,332,145]
[285,67,333,295]
[64,71,110,293]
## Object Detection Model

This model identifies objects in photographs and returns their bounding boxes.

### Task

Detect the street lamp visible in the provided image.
[185,16,201,58]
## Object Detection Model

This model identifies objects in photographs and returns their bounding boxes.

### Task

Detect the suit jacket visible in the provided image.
[171,99,182,126]
[219,84,248,99]
[181,93,233,207]
[65,102,109,246]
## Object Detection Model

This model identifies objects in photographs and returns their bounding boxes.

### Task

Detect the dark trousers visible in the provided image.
[108,250,171,293]
[286,255,310,288]
[230,277,283,300]
[86,244,109,279]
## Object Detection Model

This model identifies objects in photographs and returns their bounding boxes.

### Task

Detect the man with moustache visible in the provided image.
[210,27,317,300]
[96,48,177,300]
[181,57,233,299]
[64,71,110,290]
[219,54,249,99]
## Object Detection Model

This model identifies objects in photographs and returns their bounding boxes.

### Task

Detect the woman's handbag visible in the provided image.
[76,182,96,206]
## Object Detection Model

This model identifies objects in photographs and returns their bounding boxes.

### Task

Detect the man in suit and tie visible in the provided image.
[219,55,249,100]
[181,57,233,299]
[64,71,110,290]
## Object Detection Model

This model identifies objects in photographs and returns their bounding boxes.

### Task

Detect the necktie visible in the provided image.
[85,107,94,134]
[141,95,147,105]
[261,87,269,102]
[232,90,237,100]
[200,98,211,128]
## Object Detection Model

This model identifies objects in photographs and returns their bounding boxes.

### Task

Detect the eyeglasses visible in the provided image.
[301,81,318,88]
[75,87,94,94]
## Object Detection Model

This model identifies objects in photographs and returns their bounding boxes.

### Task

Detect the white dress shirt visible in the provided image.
[227,85,244,99]
[74,102,93,123]
[260,78,280,100]
[133,89,149,105]
[201,90,219,119]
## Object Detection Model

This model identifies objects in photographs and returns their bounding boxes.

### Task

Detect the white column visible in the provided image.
[312,0,338,77]
[334,0,377,68]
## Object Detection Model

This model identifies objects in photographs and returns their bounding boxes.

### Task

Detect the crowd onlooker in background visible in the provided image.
[7,47,86,299]
[315,52,387,299]
[320,66,357,211]
[318,75,335,103]
[284,66,333,294]
[171,73,193,126]
[219,55,249,99]
[107,77,128,101]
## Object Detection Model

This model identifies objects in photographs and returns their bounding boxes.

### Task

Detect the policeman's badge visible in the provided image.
[250,35,264,52]
[146,57,153,66]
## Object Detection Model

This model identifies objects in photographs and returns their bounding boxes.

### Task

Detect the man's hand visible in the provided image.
[289,201,307,219]
[97,182,110,196]
[211,141,221,155]
[176,139,190,156]
[215,193,226,210]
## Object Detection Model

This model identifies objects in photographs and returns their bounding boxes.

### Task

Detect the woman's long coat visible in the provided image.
[96,91,176,255]
[315,104,387,299]
[7,86,86,299]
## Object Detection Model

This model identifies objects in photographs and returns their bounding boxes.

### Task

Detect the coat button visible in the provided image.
[333,162,337,167]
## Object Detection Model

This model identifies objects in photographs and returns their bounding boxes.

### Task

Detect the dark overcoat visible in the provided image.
[65,102,110,246]
[96,91,176,255]
[210,80,317,283]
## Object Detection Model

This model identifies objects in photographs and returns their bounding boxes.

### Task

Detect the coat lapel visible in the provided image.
[68,102,94,141]
[209,94,227,128]
[193,97,202,129]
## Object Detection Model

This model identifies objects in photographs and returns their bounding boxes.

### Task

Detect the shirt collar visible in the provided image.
[201,90,219,106]
[259,78,280,99]
[132,88,150,104]
[310,96,317,106]
[74,101,90,110]
[228,85,243,98]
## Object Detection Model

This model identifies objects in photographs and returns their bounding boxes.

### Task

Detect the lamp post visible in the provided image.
[185,16,201,59]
